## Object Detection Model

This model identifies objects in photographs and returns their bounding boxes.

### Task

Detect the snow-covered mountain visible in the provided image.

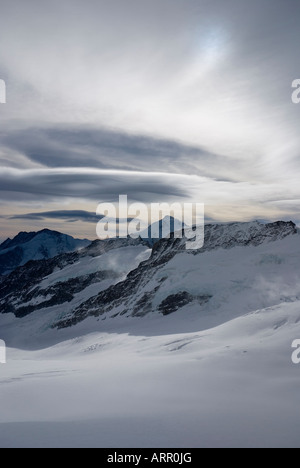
[0,220,297,333]
[0,229,91,276]
[54,220,297,328]
[0,236,151,321]
[1,220,300,448]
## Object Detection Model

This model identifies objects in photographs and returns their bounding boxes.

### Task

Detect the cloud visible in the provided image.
[0,167,188,203]
[0,0,300,235]
[9,210,134,224]
[2,166,300,211]
[9,210,102,223]
[1,0,299,174]
[0,125,240,181]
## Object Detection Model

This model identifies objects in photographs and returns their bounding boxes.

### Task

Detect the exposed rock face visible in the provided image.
[53,221,297,328]
[158,292,212,316]
[0,237,150,318]
[150,221,297,265]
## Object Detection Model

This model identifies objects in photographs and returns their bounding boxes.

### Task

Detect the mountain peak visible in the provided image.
[139,216,185,245]
[0,229,90,275]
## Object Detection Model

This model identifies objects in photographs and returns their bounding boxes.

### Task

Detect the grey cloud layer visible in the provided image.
[0,168,187,203]
[9,210,133,224]
[0,125,240,181]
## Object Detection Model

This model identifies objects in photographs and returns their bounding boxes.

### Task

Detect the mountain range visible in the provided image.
[0,216,183,277]
[0,219,297,338]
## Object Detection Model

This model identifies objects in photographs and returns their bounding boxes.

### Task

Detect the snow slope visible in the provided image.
[0,301,300,448]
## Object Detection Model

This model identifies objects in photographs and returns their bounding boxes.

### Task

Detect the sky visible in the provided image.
[0,0,300,240]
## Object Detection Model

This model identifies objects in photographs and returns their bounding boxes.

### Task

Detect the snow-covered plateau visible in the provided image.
[0,221,300,448]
